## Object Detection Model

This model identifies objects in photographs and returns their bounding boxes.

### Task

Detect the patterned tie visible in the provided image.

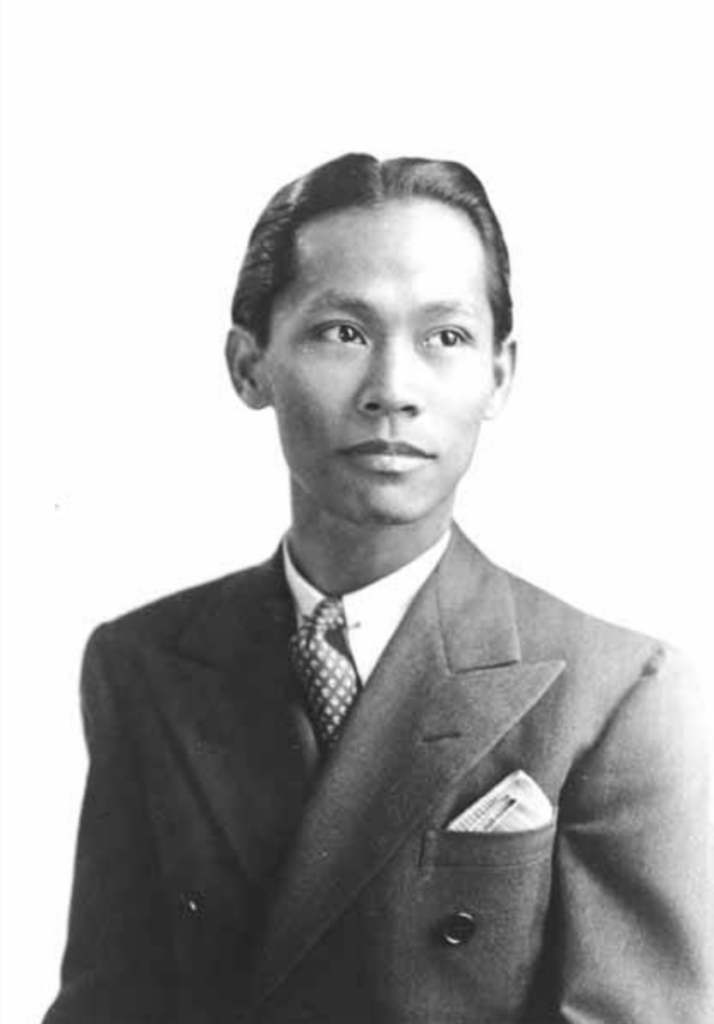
[290,597,360,751]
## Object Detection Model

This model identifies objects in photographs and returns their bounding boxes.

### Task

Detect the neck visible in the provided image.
[288,505,453,595]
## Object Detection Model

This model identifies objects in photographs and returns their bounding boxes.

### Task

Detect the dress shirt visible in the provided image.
[282,530,451,684]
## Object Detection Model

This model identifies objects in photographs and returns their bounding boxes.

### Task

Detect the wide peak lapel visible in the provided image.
[249,530,564,1012]
[144,554,319,883]
[437,524,521,670]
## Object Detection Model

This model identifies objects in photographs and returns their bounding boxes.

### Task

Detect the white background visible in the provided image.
[1,2,712,1019]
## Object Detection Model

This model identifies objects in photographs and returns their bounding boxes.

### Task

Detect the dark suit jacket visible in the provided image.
[44,528,710,1024]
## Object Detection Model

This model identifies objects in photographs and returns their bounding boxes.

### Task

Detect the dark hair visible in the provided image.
[231,153,512,347]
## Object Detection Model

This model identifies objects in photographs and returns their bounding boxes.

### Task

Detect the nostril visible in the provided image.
[360,398,420,416]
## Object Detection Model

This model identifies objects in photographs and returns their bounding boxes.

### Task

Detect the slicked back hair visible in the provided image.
[230,153,512,348]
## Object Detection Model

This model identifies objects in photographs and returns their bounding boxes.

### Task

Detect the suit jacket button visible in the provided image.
[440,911,476,946]
[179,891,201,915]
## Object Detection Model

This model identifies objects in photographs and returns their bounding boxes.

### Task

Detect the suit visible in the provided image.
[44,527,710,1023]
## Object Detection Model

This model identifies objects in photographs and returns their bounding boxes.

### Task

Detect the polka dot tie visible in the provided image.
[290,598,360,751]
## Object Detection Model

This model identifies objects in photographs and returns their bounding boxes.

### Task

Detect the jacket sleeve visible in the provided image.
[43,626,177,1024]
[556,644,712,1024]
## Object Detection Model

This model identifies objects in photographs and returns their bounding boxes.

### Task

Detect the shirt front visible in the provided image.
[282,530,451,684]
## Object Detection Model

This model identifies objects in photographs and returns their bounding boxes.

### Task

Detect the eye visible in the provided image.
[426,328,469,349]
[316,323,366,345]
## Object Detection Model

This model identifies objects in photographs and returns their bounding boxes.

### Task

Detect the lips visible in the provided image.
[339,439,434,459]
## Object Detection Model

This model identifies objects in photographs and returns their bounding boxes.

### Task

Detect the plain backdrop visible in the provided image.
[1,2,712,1020]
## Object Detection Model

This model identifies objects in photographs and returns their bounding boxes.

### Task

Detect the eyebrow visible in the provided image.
[417,300,485,320]
[303,292,379,324]
[302,291,484,323]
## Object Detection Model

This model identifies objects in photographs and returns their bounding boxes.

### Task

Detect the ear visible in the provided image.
[483,336,517,420]
[225,326,273,410]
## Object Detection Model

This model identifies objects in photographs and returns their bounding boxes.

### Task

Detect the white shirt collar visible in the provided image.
[282,530,451,684]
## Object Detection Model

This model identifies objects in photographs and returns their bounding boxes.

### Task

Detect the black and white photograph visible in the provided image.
[1,3,712,1022]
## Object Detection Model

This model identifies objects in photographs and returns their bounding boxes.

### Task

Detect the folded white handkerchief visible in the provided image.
[447,770,553,833]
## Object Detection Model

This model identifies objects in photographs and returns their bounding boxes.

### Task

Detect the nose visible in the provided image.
[357,341,423,418]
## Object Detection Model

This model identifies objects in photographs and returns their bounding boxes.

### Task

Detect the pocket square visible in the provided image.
[447,770,553,833]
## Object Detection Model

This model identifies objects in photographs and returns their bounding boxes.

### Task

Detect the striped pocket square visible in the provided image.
[447,770,554,833]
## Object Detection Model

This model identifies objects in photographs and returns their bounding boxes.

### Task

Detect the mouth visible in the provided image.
[339,440,434,458]
[337,439,435,473]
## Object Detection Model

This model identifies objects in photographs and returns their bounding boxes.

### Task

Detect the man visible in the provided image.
[44,154,709,1023]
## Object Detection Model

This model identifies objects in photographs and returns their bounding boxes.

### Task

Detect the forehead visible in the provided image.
[280,199,491,314]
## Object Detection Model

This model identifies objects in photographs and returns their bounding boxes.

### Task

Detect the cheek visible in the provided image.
[270,373,338,451]
[430,406,490,487]
[440,383,493,448]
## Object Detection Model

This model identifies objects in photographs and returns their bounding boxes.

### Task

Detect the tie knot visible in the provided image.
[305,597,346,635]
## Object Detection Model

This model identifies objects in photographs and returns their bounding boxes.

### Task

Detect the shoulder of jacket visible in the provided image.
[500,566,676,692]
[496,567,700,760]
[90,557,276,651]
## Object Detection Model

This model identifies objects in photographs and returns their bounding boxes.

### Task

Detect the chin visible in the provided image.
[342,493,444,529]
[363,509,419,526]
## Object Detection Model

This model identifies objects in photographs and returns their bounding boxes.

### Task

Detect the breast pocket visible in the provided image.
[421,818,556,868]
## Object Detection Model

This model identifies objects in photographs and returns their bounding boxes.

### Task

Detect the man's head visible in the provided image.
[229,153,512,351]
[226,154,516,552]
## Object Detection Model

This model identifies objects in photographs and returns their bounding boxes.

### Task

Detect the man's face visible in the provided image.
[234,199,514,537]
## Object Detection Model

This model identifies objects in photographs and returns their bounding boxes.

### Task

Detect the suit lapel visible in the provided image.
[248,528,565,1010]
[142,555,320,883]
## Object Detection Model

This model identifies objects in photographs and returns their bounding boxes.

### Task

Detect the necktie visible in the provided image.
[290,597,360,751]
